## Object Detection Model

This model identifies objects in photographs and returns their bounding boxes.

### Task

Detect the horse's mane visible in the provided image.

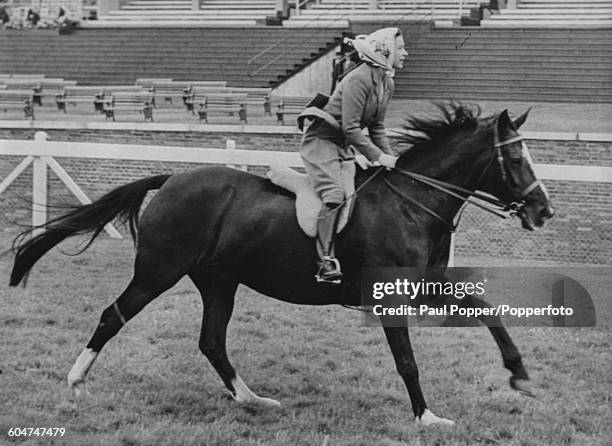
[395,102,484,159]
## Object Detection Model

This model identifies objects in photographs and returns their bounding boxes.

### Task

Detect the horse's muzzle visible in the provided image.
[518,203,554,230]
[540,206,555,220]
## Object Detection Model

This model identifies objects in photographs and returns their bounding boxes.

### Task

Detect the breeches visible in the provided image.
[300,122,352,205]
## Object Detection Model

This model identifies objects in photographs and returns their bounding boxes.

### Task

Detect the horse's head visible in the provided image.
[393,103,554,231]
[479,109,555,230]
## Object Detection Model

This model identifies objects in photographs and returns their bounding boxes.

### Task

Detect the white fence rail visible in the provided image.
[1,133,611,254]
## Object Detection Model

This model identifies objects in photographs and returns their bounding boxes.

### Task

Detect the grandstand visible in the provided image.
[91,0,278,26]
[389,23,612,103]
[0,27,344,87]
[0,0,611,269]
[481,0,612,27]
[0,0,610,104]
[283,0,483,27]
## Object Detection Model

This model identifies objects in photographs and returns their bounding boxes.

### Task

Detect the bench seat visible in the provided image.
[197,93,248,123]
[135,78,174,90]
[102,92,154,122]
[56,86,106,113]
[151,81,192,108]
[0,90,36,119]
[275,96,311,125]
[0,79,43,105]
[185,86,231,112]
[230,87,272,116]
[39,79,77,104]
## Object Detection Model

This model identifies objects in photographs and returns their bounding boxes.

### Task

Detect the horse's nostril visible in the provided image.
[541,206,555,219]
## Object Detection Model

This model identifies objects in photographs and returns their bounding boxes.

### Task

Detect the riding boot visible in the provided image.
[315,204,343,284]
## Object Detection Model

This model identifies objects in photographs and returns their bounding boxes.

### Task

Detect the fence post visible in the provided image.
[225,139,248,171]
[448,232,455,267]
[32,131,48,236]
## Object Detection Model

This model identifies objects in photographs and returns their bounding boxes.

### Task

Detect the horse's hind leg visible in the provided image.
[67,271,181,395]
[190,274,280,408]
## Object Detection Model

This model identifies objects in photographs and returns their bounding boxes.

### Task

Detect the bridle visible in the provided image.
[493,134,543,201]
[379,123,542,231]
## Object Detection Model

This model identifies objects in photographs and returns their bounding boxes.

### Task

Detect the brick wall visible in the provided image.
[1,127,610,264]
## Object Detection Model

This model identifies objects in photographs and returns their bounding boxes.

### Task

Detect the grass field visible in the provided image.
[0,235,610,446]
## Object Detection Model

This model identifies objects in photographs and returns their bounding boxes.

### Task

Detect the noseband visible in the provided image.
[494,135,543,200]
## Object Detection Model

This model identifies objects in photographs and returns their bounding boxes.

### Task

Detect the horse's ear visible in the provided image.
[512,108,531,129]
[497,109,511,130]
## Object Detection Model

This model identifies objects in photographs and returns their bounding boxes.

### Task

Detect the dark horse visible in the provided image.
[10,103,554,426]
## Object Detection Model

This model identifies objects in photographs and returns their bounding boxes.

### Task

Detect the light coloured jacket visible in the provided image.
[323,62,394,162]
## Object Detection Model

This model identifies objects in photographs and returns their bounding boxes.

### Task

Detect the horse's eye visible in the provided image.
[511,158,522,166]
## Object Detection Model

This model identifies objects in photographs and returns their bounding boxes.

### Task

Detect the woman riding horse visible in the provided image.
[299,27,408,284]
[9,103,554,426]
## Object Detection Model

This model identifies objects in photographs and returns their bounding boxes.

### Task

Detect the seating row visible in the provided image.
[0,82,313,125]
[0,77,77,105]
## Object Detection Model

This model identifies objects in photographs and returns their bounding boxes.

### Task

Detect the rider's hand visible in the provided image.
[377,153,398,169]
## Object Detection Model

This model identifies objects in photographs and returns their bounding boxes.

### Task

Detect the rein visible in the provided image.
[380,134,534,231]
[325,134,538,232]
[387,166,520,230]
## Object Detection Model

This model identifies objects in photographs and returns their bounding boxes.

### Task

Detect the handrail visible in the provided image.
[247,0,437,79]
[247,0,356,78]
[294,0,319,16]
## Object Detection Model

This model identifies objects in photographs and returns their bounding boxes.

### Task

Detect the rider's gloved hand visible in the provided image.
[377,153,398,169]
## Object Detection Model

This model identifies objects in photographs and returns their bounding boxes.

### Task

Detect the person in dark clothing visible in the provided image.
[0,7,10,27]
[56,7,77,34]
[26,9,40,27]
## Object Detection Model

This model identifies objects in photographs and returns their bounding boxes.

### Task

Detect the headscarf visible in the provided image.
[346,27,401,76]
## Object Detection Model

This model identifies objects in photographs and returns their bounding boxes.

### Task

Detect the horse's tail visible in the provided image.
[9,174,171,287]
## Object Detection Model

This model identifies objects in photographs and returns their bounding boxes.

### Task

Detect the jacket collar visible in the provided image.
[371,66,388,86]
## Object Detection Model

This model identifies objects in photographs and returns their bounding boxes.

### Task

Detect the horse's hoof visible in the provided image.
[56,400,78,415]
[510,377,536,397]
[415,409,456,426]
[234,393,281,408]
[231,375,281,408]
[68,381,88,398]
[253,396,281,408]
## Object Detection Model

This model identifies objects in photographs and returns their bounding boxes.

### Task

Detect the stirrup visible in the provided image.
[315,256,343,284]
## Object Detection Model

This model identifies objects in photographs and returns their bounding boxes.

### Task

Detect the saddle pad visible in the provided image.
[266,163,355,238]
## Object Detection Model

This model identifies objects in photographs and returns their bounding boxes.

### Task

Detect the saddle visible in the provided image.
[266,163,356,238]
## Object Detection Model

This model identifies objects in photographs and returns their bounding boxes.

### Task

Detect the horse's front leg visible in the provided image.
[382,325,455,426]
[444,294,534,397]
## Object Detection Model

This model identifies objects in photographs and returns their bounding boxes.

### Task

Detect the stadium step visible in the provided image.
[0,27,344,88]
[481,0,612,27]
[1,23,609,103]
[480,19,612,27]
[388,24,612,103]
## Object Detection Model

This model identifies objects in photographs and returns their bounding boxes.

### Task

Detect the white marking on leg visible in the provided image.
[231,374,281,408]
[67,348,98,395]
[415,408,455,426]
